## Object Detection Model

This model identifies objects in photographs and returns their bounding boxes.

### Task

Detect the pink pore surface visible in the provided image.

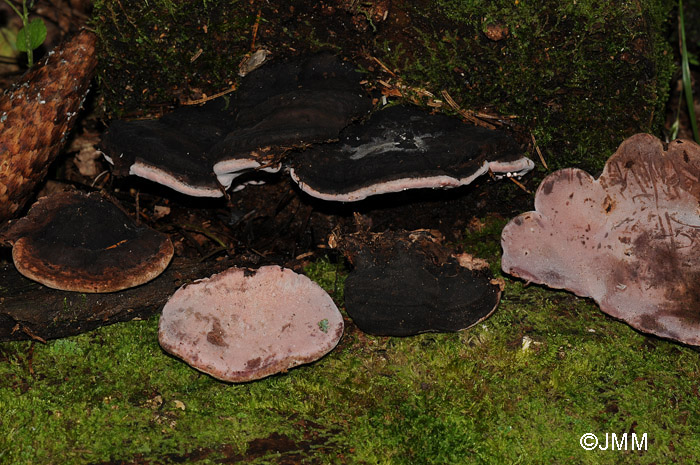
[289,155,534,203]
[158,265,344,382]
[501,134,700,345]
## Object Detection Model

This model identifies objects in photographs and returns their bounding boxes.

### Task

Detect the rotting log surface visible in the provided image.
[0,257,238,342]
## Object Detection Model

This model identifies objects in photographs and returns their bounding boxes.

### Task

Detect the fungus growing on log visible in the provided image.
[3,191,173,293]
[335,229,502,336]
[0,29,97,223]
[101,100,238,197]
[158,266,344,382]
[100,53,371,196]
[501,133,700,345]
[290,105,534,202]
[0,256,241,342]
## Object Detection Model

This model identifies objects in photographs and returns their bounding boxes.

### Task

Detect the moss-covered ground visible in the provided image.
[1,216,699,464]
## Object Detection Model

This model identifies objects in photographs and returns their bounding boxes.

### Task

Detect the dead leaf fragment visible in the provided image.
[452,252,490,271]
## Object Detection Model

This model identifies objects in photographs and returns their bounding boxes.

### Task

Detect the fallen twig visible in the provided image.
[182,85,237,106]
[530,131,548,170]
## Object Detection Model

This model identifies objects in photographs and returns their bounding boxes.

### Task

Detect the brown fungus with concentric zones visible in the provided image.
[4,191,173,293]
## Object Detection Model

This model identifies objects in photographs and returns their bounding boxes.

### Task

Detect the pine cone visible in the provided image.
[0,29,97,223]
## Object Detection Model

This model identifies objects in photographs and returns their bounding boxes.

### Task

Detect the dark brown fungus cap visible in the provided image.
[336,229,501,336]
[233,52,371,117]
[5,191,173,293]
[100,100,237,197]
[0,29,97,223]
[100,53,371,196]
[212,53,372,186]
[501,133,700,345]
[290,105,534,202]
[158,266,344,382]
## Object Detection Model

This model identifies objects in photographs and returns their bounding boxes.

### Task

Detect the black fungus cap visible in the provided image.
[338,229,501,336]
[291,105,535,201]
[99,53,372,196]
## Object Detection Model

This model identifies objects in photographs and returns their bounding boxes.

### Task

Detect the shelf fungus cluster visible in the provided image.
[99,53,372,197]
[2,191,173,293]
[501,134,700,346]
[0,50,537,375]
[158,266,344,382]
[100,54,533,201]
[97,54,535,368]
[333,229,503,336]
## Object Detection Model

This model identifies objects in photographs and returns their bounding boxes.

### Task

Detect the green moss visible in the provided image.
[303,255,347,308]
[2,218,700,463]
[461,215,510,263]
[380,0,675,173]
[59,294,87,321]
[92,0,256,116]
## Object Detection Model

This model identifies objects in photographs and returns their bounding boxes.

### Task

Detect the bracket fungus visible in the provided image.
[158,266,344,382]
[3,191,173,293]
[335,229,502,336]
[101,100,238,197]
[100,53,371,197]
[218,51,372,149]
[0,29,97,223]
[290,105,534,202]
[501,133,700,345]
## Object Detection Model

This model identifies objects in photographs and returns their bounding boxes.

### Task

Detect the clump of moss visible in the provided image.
[380,0,675,173]
[92,0,256,116]
[303,255,347,308]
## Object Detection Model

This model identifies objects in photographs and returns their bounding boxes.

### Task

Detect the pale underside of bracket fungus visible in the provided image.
[0,29,97,223]
[501,133,700,345]
[99,53,371,197]
[3,191,174,293]
[290,105,534,202]
[158,266,344,382]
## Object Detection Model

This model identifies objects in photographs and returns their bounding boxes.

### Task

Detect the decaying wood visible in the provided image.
[0,256,241,342]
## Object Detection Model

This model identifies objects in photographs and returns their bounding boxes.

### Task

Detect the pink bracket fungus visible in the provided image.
[290,105,534,202]
[501,133,700,345]
[99,53,371,197]
[336,229,502,336]
[3,191,173,293]
[158,265,344,382]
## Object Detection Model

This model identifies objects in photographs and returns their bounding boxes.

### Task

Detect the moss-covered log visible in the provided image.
[93,0,675,172]
[385,0,676,173]
[93,0,257,115]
